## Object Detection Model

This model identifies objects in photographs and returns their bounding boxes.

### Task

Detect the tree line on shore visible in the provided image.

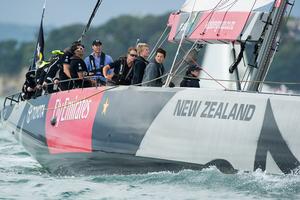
[0,13,299,90]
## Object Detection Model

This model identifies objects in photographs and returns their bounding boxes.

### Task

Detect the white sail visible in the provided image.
[200,44,246,90]
[181,0,274,12]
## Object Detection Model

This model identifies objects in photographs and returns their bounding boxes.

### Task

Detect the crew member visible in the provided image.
[142,48,166,87]
[35,60,50,96]
[59,41,81,90]
[21,70,36,100]
[69,43,92,88]
[84,40,113,85]
[132,43,150,85]
[180,65,201,88]
[43,50,65,93]
[102,47,137,86]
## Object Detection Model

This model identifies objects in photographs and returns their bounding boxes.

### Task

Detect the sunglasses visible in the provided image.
[77,46,85,51]
[129,54,137,57]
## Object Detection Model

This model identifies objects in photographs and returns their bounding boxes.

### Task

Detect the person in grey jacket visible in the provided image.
[142,48,166,87]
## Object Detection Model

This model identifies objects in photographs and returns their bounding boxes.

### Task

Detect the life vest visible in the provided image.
[89,52,106,75]
[114,57,133,85]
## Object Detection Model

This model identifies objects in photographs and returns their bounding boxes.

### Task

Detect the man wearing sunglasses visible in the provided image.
[69,43,92,88]
[103,47,137,86]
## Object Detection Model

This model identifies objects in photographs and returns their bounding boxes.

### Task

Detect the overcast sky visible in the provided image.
[0,0,186,27]
[0,0,299,27]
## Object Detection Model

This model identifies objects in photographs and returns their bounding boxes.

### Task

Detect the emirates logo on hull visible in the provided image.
[51,96,92,127]
[46,88,104,154]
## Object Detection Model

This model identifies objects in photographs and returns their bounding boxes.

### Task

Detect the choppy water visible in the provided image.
[1,127,300,200]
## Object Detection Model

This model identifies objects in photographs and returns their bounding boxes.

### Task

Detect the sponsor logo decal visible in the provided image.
[173,99,256,121]
[206,21,237,32]
[190,12,249,41]
[51,96,91,127]
[26,104,46,124]
[45,89,104,154]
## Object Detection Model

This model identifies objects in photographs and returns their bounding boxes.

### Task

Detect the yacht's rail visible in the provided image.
[2,74,300,110]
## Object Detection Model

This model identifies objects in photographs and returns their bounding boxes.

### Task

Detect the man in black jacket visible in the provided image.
[35,60,51,97]
[21,70,36,100]
[132,43,150,85]
[43,50,64,93]
[59,41,81,90]
[69,43,92,88]
[180,65,201,88]
[103,47,137,86]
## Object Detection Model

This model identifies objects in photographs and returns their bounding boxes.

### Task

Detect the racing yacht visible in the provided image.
[1,0,299,175]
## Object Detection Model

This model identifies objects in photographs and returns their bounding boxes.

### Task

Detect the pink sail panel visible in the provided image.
[189,11,250,42]
[168,13,182,42]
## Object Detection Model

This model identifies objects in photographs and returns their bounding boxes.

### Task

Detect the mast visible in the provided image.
[78,0,103,42]
[247,0,291,92]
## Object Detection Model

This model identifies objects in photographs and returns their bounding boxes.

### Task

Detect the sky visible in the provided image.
[0,0,299,27]
[0,0,186,27]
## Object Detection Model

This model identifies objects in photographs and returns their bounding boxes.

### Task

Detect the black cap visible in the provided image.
[188,65,201,71]
[92,40,102,46]
[186,65,201,76]
[26,70,36,79]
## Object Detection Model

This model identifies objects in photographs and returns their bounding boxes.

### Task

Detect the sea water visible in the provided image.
[0,96,300,199]
[1,127,300,200]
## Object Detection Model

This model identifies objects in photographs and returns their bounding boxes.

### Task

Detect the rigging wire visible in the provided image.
[224,0,258,90]
[149,0,225,86]
[238,0,258,40]
[149,33,170,61]
[191,0,224,36]
[253,0,290,92]
[216,0,239,36]
[149,0,224,63]
[179,47,228,89]
[148,26,170,60]
[163,0,228,87]
[78,0,103,42]
[6,1,296,110]
[164,0,198,87]
[169,43,199,79]
[148,13,192,61]
[6,73,300,112]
